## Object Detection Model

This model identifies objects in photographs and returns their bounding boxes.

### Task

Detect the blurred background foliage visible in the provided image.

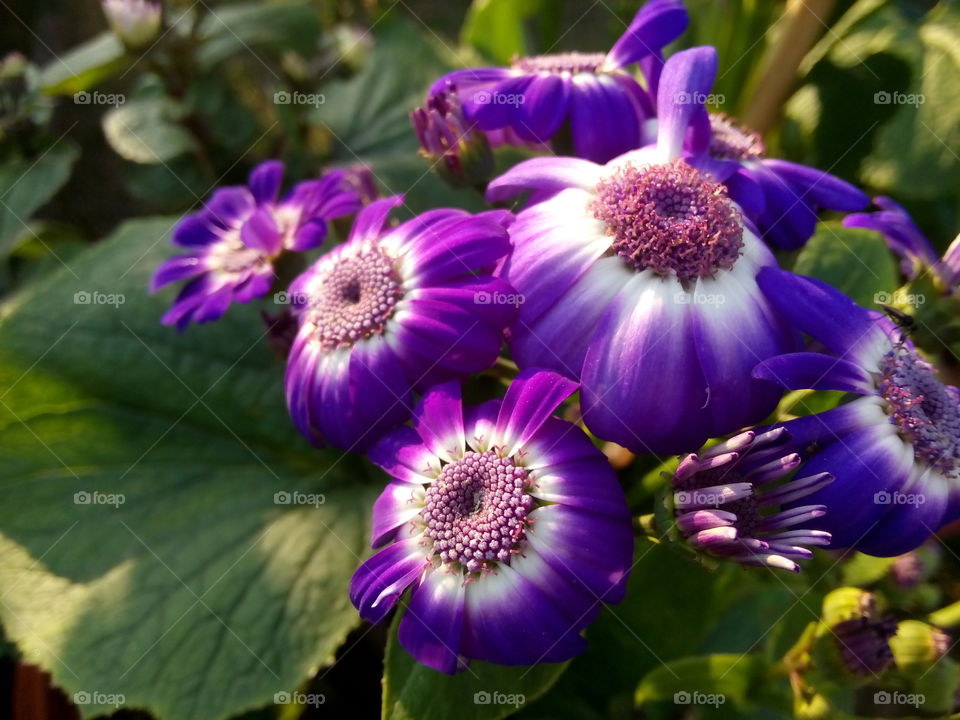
[1,1,960,719]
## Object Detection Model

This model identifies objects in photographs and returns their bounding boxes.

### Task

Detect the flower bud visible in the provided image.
[101,0,163,50]
[813,589,896,680]
[889,620,950,676]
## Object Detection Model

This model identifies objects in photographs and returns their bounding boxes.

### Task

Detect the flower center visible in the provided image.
[677,466,760,535]
[513,52,607,75]
[592,159,744,283]
[708,113,766,161]
[879,346,960,478]
[210,236,269,275]
[304,245,403,350]
[422,450,533,573]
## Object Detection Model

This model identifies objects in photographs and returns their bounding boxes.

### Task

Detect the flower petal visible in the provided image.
[655,46,718,162]
[494,369,579,456]
[413,381,466,463]
[398,569,466,674]
[350,537,428,624]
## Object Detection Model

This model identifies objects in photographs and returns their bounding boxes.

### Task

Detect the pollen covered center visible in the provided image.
[880,346,960,478]
[592,159,744,283]
[709,113,766,161]
[422,450,533,573]
[305,245,403,350]
[513,52,607,75]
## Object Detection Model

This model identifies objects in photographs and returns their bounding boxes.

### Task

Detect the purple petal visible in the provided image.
[762,159,868,212]
[751,162,818,250]
[348,195,404,243]
[531,457,630,517]
[413,276,519,331]
[494,369,578,455]
[205,186,255,227]
[371,481,421,548]
[393,297,503,373]
[428,67,516,100]
[240,207,282,254]
[858,468,950,557]
[368,425,441,484]
[656,46,718,162]
[569,75,642,163]
[843,196,939,274]
[405,212,511,285]
[150,254,205,291]
[172,212,222,248]
[485,157,604,204]
[350,537,427,624]
[753,352,874,394]
[398,570,466,674]
[464,75,534,130]
[522,415,605,469]
[603,0,689,71]
[516,74,571,143]
[248,160,284,204]
[413,381,466,463]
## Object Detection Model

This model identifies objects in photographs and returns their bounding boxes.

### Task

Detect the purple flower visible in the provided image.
[152,161,362,330]
[284,196,517,450]
[672,427,833,572]
[752,268,960,556]
[688,113,869,250]
[411,85,494,188]
[429,0,689,163]
[349,371,633,673]
[486,47,796,454]
[844,196,960,291]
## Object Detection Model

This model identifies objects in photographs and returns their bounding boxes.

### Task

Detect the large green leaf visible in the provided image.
[0,217,380,720]
[460,0,542,65]
[39,32,130,96]
[793,221,899,309]
[382,607,568,720]
[0,141,80,259]
[635,654,766,710]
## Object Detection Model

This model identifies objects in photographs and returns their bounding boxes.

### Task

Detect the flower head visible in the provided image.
[284,196,518,450]
[101,0,162,49]
[671,427,833,572]
[753,268,960,556]
[844,196,960,292]
[349,370,633,673]
[152,161,362,329]
[429,0,688,163]
[686,113,869,250]
[486,47,796,454]
[816,588,897,678]
[411,84,494,188]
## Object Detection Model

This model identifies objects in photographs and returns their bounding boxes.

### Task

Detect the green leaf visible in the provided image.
[102,96,197,164]
[0,141,80,259]
[0,217,380,720]
[196,0,322,69]
[792,221,899,309]
[382,607,567,720]
[841,553,896,587]
[460,0,542,65]
[39,32,129,96]
[635,654,765,709]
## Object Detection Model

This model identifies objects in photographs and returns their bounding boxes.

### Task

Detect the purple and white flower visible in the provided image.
[844,196,960,292]
[152,161,362,330]
[411,86,494,188]
[284,196,517,450]
[671,427,832,572]
[487,47,796,454]
[101,0,162,49]
[688,113,869,250]
[428,0,688,163]
[349,370,633,673]
[752,268,960,556]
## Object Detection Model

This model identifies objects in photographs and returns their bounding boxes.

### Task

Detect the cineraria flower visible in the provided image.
[844,196,960,292]
[486,47,796,454]
[284,196,517,450]
[101,0,162,49]
[816,588,897,678]
[349,370,633,673]
[428,0,688,163]
[752,268,960,556]
[411,85,494,188]
[152,161,361,330]
[671,427,832,572]
[688,113,869,250]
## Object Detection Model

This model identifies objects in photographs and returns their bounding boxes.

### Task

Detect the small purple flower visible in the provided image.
[752,268,960,556]
[688,113,869,250]
[844,196,960,292]
[671,427,833,572]
[349,370,633,673]
[152,161,362,330]
[411,85,494,188]
[284,196,517,450]
[429,0,688,163]
[486,47,796,454]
